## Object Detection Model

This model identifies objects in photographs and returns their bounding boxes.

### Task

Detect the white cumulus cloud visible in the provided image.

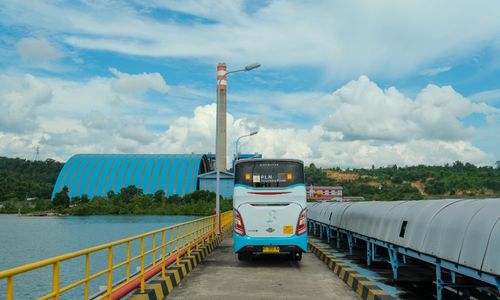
[0,72,498,167]
[420,66,452,76]
[324,76,499,142]
[0,74,52,133]
[109,68,170,94]
[16,37,62,61]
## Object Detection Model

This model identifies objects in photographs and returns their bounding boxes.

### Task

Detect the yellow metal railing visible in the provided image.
[0,211,233,300]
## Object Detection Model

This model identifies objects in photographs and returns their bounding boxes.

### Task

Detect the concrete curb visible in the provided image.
[308,240,395,300]
[128,228,230,300]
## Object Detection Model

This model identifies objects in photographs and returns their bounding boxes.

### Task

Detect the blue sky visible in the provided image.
[0,0,499,167]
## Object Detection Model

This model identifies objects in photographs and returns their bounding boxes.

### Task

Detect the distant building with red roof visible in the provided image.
[306,185,343,201]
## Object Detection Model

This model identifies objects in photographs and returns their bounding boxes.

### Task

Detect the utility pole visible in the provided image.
[34,145,39,161]
[215,62,260,234]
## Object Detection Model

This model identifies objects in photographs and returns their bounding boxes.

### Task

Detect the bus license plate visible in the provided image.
[263,246,280,253]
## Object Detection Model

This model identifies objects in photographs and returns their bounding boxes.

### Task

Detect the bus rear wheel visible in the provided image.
[291,251,302,261]
[238,253,249,261]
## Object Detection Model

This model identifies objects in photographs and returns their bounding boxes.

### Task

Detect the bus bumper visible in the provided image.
[233,233,308,253]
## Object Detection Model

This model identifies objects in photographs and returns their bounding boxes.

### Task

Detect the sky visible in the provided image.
[1,0,500,168]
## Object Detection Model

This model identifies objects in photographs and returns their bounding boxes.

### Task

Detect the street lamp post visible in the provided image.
[235,130,259,160]
[215,63,260,234]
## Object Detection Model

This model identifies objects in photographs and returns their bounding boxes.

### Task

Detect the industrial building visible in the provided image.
[51,154,211,199]
[198,170,235,199]
[306,185,343,201]
[50,153,262,200]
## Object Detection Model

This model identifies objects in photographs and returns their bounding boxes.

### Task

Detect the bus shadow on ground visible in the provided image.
[235,254,302,268]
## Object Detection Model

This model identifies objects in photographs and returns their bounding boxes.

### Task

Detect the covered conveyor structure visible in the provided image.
[307,199,500,300]
[51,154,210,199]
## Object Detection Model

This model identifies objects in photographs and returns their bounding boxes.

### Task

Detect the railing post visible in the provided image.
[213,215,216,238]
[161,230,166,278]
[176,226,181,266]
[196,221,200,250]
[126,241,131,282]
[84,254,90,300]
[52,262,60,300]
[212,215,216,237]
[187,223,191,257]
[169,228,174,256]
[107,247,113,297]
[7,276,13,300]
[152,234,157,266]
[140,237,145,293]
[202,219,206,248]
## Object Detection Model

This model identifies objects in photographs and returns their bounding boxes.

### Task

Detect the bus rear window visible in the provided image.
[235,161,304,188]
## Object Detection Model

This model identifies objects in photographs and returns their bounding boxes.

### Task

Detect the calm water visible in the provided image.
[0,214,197,299]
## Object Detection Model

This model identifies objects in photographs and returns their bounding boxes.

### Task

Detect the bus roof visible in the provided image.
[234,158,304,166]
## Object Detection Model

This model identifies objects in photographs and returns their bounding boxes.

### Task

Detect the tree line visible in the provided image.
[1,155,499,214]
[51,186,232,216]
[0,156,63,202]
[305,161,500,200]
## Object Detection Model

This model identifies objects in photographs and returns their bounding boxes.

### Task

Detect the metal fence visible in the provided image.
[0,211,233,299]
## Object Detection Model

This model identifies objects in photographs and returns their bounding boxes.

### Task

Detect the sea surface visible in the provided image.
[0,214,197,299]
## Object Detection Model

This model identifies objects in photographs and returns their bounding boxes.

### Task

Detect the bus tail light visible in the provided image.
[234,209,246,236]
[296,208,307,235]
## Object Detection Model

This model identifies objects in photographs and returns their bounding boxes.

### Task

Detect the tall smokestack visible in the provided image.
[216,63,227,171]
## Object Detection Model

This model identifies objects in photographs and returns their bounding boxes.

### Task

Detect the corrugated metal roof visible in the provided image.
[51,154,209,199]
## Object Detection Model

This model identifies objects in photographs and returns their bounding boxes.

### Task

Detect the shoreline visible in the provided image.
[21,212,67,217]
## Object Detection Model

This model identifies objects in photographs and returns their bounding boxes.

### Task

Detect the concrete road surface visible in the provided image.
[168,237,360,299]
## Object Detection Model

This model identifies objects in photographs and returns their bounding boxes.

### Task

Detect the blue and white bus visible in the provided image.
[233,159,307,260]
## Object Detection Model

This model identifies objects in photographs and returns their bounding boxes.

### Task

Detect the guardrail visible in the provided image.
[0,211,233,299]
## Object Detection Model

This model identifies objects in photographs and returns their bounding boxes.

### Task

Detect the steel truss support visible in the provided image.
[434,260,475,300]
[387,245,399,280]
[326,225,331,243]
[366,241,384,266]
[308,221,500,298]
[347,232,353,255]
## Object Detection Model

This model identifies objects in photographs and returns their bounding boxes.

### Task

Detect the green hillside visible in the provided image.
[0,156,63,202]
[306,161,500,200]
[1,155,499,213]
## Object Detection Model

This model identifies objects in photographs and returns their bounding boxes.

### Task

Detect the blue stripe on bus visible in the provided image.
[233,233,308,253]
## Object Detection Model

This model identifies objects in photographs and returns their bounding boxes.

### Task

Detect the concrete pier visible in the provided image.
[168,237,359,299]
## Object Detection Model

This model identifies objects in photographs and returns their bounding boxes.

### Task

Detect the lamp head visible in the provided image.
[250,130,259,136]
[245,63,261,71]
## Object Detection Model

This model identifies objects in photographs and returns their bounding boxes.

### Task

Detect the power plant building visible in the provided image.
[51,154,210,199]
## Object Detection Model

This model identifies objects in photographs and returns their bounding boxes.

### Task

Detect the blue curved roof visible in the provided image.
[51,154,210,199]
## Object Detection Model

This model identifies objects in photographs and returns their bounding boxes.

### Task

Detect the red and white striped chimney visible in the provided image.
[217,63,227,91]
[216,63,227,171]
